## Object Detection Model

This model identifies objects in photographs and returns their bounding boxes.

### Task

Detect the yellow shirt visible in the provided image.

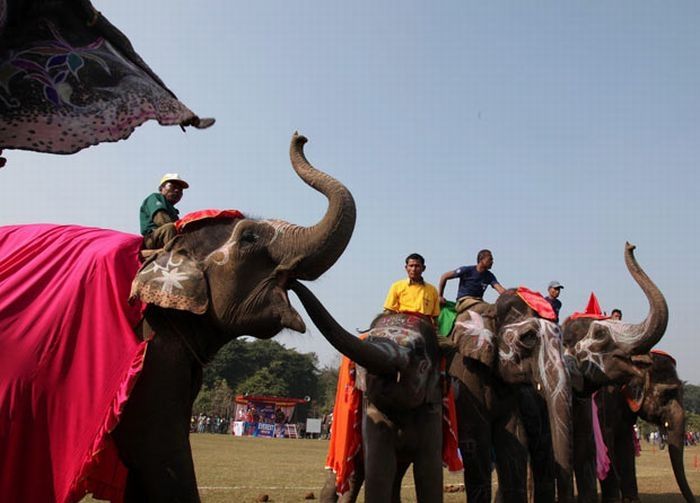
[383,279,440,317]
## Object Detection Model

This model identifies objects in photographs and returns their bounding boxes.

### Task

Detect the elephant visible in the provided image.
[447,291,575,503]
[561,242,670,502]
[290,280,450,503]
[0,0,213,157]
[0,133,356,502]
[446,243,669,503]
[596,350,696,503]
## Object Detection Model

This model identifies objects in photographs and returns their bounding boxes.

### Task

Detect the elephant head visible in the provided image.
[289,280,441,411]
[130,133,356,350]
[563,243,669,390]
[635,352,695,502]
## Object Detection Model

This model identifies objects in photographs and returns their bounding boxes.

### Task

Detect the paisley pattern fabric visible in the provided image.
[0,0,213,154]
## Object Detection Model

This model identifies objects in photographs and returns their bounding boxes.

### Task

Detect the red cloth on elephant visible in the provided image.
[325,355,363,495]
[0,224,147,503]
[174,209,245,232]
[569,292,610,320]
[516,286,557,321]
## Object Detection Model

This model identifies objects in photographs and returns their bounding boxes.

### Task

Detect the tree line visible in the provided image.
[193,338,339,418]
[193,339,700,428]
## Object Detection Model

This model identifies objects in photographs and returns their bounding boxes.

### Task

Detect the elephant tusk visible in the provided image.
[396,371,401,383]
[536,382,542,391]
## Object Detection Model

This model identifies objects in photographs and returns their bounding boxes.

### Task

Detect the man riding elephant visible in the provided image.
[438,249,506,318]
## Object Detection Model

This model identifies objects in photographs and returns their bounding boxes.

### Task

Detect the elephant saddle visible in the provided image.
[0,224,147,503]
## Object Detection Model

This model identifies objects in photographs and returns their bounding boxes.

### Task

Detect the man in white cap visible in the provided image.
[545,281,564,323]
[139,173,189,249]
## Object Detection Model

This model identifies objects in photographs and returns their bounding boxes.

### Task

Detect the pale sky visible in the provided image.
[2,1,699,382]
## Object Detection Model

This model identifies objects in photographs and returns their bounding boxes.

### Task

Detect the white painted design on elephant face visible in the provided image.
[598,318,650,345]
[206,246,232,266]
[262,219,293,245]
[534,321,571,440]
[454,311,493,351]
[567,318,650,374]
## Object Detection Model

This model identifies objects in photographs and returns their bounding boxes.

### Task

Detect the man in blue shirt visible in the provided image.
[438,249,505,313]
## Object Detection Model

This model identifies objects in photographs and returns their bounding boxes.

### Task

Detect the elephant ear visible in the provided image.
[451,310,495,367]
[130,247,209,314]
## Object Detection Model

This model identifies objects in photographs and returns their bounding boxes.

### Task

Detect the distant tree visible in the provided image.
[686,412,700,432]
[236,367,289,397]
[204,338,321,400]
[683,383,700,414]
[317,361,340,415]
[193,379,234,417]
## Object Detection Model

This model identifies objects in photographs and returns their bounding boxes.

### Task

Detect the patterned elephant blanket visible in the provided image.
[0,224,147,502]
[0,0,212,155]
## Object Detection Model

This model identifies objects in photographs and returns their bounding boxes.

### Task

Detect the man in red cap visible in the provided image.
[139,173,189,249]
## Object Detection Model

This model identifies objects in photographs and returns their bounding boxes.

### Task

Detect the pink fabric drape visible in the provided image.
[592,393,611,480]
[0,224,147,502]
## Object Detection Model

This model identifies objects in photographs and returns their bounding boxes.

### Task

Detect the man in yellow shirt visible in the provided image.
[383,253,440,320]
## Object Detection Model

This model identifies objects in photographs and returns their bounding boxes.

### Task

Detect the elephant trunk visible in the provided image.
[270,133,357,281]
[617,242,669,355]
[289,280,409,374]
[537,325,575,501]
[666,403,697,503]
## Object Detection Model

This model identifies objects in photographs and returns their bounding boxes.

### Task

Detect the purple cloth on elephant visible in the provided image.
[0,0,213,154]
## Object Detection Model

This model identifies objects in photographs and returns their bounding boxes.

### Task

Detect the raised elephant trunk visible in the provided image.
[616,242,669,355]
[665,402,697,503]
[289,280,409,374]
[269,133,357,280]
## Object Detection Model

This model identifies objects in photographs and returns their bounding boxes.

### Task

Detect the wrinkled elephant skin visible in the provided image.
[112,134,356,501]
[597,352,696,503]
[448,294,574,503]
[290,281,446,503]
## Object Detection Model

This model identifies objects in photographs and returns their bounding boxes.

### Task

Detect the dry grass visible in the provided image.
[83,435,700,502]
[190,435,700,502]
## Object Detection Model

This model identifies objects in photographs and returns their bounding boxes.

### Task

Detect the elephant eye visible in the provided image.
[240,230,258,245]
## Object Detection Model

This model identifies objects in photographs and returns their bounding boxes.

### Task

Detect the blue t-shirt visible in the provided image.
[545,296,562,323]
[455,265,498,299]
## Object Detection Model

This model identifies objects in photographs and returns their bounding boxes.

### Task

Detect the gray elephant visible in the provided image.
[0,134,356,502]
[448,292,575,503]
[0,0,212,157]
[561,243,670,503]
[596,350,696,503]
[447,243,669,503]
[291,280,452,503]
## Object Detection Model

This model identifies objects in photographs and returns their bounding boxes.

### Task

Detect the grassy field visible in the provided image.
[184,434,700,502]
[83,434,700,502]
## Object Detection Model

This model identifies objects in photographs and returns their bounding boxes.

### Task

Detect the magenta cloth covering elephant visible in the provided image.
[0,0,213,154]
[0,224,146,502]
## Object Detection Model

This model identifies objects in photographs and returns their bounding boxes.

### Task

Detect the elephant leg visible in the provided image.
[572,396,598,503]
[517,386,555,503]
[320,448,364,503]
[363,404,397,503]
[453,379,493,503]
[411,403,443,503]
[344,449,365,503]
[319,470,340,503]
[392,460,411,503]
[113,338,202,502]
[617,427,639,501]
[492,408,528,503]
